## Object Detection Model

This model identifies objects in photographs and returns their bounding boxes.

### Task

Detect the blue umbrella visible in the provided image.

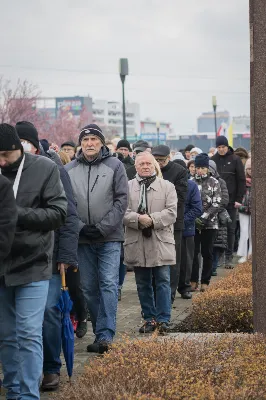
[57,270,74,381]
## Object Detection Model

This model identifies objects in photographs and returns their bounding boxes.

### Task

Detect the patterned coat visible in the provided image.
[192,174,222,230]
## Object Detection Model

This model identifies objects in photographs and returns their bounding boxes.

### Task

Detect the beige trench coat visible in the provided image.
[123,177,177,268]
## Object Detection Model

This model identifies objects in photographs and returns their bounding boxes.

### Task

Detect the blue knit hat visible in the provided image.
[195,153,209,168]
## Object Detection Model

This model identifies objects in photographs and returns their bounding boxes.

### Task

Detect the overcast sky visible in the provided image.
[0,0,249,133]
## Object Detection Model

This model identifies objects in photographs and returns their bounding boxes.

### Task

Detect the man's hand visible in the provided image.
[58,263,70,275]
[139,214,153,228]
[234,202,242,209]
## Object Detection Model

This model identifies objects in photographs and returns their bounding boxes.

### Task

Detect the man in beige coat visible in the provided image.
[123,152,177,334]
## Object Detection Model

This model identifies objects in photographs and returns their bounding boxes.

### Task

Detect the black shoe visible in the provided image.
[41,374,60,391]
[157,322,170,334]
[118,288,122,301]
[87,341,110,354]
[139,320,157,333]
[212,271,218,277]
[76,321,87,338]
[181,292,192,300]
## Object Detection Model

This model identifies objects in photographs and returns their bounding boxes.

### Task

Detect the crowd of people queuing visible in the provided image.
[0,120,250,399]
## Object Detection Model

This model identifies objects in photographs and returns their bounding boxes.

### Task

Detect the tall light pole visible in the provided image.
[156,121,160,145]
[119,58,129,140]
[212,96,218,137]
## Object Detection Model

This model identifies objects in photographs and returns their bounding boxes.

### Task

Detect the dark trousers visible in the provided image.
[178,236,194,294]
[66,268,87,321]
[191,229,217,285]
[226,207,237,259]
[170,230,183,302]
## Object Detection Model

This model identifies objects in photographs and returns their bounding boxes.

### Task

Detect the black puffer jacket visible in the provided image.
[1,151,67,286]
[211,147,245,207]
[0,175,18,263]
[161,161,188,230]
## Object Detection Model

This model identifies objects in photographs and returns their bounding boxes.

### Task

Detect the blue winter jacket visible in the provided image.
[183,179,202,237]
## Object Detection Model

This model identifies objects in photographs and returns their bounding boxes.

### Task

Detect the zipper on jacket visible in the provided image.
[91,175,99,192]
[88,165,92,224]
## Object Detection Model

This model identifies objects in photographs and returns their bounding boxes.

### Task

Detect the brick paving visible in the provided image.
[0,267,230,399]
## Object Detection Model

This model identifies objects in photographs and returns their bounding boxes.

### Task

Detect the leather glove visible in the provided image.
[195,217,207,230]
[80,224,103,240]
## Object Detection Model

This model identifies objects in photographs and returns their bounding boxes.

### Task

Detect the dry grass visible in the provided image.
[188,261,253,333]
[58,334,266,400]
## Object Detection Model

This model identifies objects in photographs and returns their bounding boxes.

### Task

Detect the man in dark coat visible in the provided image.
[152,145,188,303]
[0,123,67,400]
[211,136,245,267]
[0,175,17,263]
[116,139,135,171]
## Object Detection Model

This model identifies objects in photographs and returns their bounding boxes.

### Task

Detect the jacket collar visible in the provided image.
[133,176,159,191]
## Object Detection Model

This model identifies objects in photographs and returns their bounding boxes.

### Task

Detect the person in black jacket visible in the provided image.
[0,175,17,263]
[152,145,188,303]
[211,136,246,267]
[0,123,67,400]
[116,139,135,171]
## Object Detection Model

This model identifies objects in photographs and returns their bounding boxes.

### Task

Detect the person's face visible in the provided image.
[81,135,102,159]
[185,151,191,160]
[154,155,170,169]
[117,147,129,158]
[189,163,195,176]
[62,146,75,159]
[217,145,228,156]
[196,166,208,176]
[190,151,198,159]
[246,166,251,177]
[135,154,155,177]
[20,139,37,154]
[0,149,22,168]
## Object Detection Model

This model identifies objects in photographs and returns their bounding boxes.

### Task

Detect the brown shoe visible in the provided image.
[190,282,198,292]
[200,284,208,292]
[41,374,60,391]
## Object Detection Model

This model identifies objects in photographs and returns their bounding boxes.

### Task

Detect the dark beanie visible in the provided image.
[185,144,194,152]
[16,121,39,150]
[116,139,132,151]
[195,153,209,168]
[79,124,105,145]
[216,136,228,148]
[0,123,23,151]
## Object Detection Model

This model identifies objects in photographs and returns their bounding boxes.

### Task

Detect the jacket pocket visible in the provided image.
[124,235,140,265]
[155,230,176,263]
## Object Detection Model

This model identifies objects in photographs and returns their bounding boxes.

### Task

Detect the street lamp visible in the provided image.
[212,96,218,138]
[119,58,129,140]
[156,121,160,145]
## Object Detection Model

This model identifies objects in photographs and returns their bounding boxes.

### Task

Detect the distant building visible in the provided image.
[197,110,230,138]
[139,119,171,145]
[92,100,140,138]
[232,115,250,137]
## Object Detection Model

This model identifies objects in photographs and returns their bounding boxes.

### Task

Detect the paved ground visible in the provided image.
[0,266,231,399]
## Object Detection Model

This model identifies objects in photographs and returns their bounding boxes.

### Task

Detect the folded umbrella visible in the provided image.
[57,270,75,381]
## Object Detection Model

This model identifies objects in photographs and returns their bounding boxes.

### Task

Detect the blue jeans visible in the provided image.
[43,274,62,375]
[0,280,49,400]
[78,242,121,342]
[134,266,171,323]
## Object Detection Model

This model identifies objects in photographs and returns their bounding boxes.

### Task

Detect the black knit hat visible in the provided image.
[185,144,194,152]
[0,123,23,151]
[79,124,105,144]
[152,145,170,157]
[195,153,209,168]
[133,140,150,152]
[116,139,132,151]
[16,121,39,151]
[216,136,228,148]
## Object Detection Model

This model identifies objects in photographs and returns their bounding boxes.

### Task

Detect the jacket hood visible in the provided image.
[209,160,219,178]
[77,145,111,165]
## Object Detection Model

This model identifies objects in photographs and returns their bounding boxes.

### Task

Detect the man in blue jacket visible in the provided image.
[175,159,202,299]
[66,124,128,354]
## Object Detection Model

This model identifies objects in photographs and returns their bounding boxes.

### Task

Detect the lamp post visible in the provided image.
[156,121,160,145]
[119,58,129,140]
[212,96,218,138]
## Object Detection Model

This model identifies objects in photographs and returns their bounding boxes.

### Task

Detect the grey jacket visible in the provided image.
[65,146,128,243]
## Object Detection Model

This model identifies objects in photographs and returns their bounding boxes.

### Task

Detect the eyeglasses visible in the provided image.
[154,157,168,163]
